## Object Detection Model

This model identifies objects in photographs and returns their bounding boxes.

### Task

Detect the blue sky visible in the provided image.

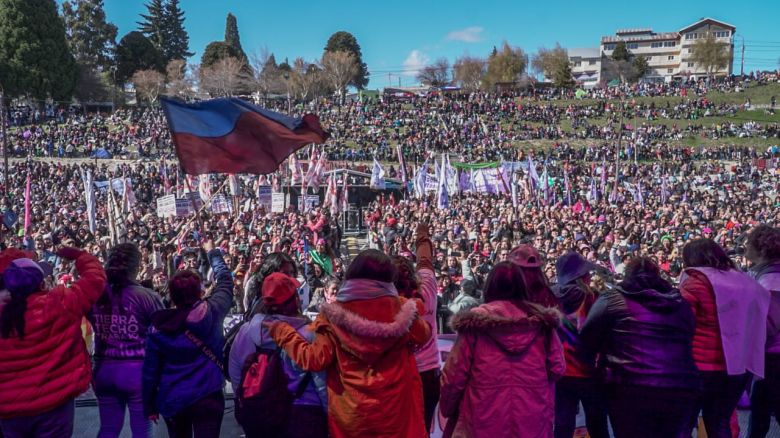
[97,0,780,88]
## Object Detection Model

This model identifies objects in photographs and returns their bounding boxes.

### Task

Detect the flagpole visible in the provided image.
[184,176,205,231]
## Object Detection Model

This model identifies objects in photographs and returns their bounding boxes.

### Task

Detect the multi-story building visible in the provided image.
[568,48,602,87]
[599,18,735,82]
[565,18,735,86]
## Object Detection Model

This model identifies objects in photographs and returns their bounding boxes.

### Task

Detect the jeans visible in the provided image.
[164,391,224,438]
[0,400,74,438]
[420,368,441,435]
[684,372,750,438]
[749,354,780,437]
[93,359,151,438]
[554,376,610,438]
[607,384,697,438]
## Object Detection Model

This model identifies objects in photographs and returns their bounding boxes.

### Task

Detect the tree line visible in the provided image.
[0,0,732,106]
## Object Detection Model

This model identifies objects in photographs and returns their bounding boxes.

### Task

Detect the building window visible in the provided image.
[589,60,596,65]
[574,61,582,67]
[651,42,662,48]
[668,55,675,60]
[687,48,692,53]
[664,41,676,47]
[646,56,652,61]
[714,30,730,38]
[667,68,673,73]
[627,42,639,49]
[688,62,694,68]
[686,32,699,40]
[604,43,616,50]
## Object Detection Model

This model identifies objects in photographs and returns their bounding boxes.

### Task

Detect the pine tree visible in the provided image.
[0,0,77,100]
[138,0,191,64]
[137,0,166,55]
[62,0,118,70]
[115,31,163,84]
[224,13,246,62]
[324,31,369,89]
[163,0,192,61]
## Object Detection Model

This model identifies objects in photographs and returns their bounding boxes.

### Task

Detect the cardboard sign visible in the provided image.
[258,185,273,212]
[271,192,286,213]
[210,194,232,214]
[156,195,177,217]
[297,195,320,211]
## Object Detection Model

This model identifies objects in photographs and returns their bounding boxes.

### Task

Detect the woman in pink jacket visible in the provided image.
[439,261,565,438]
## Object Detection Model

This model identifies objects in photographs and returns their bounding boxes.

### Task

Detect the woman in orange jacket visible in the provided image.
[268,249,432,438]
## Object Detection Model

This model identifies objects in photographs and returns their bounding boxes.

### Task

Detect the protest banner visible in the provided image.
[257,185,273,211]
[156,195,177,217]
[271,193,286,213]
[210,193,233,214]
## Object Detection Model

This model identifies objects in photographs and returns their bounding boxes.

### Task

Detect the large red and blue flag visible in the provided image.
[161,97,329,175]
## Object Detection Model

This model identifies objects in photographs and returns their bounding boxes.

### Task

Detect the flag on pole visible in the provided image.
[370,158,386,190]
[600,157,607,197]
[660,175,669,205]
[228,174,241,197]
[160,97,328,175]
[161,158,171,195]
[340,174,349,213]
[198,174,212,203]
[437,156,449,209]
[81,170,96,233]
[414,159,429,198]
[564,167,572,206]
[541,166,550,205]
[396,144,408,186]
[588,177,598,202]
[289,154,303,185]
[23,172,31,234]
[636,181,644,207]
[511,172,518,208]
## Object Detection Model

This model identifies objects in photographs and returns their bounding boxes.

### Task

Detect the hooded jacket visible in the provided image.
[228,313,327,409]
[580,283,700,390]
[269,295,431,438]
[0,251,106,419]
[142,249,233,418]
[439,300,565,438]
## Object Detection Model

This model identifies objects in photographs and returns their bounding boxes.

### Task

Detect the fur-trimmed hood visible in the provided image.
[451,300,561,354]
[319,298,420,365]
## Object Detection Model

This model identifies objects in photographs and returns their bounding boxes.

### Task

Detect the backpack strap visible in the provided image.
[184,329,226,376]
[293,372,313,400]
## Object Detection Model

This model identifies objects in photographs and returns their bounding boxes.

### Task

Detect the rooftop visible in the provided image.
[601,32,680,43]
[616,28,653,35]
[568,47,601,59]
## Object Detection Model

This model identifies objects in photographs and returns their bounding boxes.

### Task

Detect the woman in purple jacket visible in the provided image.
[89,243,164,438]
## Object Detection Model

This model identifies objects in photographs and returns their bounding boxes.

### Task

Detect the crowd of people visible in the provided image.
[6,73,780,164]
[0,72,779,437]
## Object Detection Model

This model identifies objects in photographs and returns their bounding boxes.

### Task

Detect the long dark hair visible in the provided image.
[392,255,419,298]
[620,257,674,293]
[248,252,298,317]
[682,238,736,271]
[483,262,527,303]
[746,225,780,263]
[518,266,559,308]
[99,243,142,309]
[345,249,397,283]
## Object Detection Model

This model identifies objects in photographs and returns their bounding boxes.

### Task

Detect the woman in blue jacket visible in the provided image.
[142,240,233,438]
[229,272,327,438]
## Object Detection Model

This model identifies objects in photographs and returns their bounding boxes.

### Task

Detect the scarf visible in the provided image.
[337,279,398,303]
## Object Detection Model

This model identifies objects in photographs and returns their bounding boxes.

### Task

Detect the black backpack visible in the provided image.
[234,345,312,435]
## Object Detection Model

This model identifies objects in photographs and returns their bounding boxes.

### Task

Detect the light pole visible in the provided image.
[735,34,745,77]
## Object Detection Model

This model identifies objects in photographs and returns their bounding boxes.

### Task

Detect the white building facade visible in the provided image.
[598,18,736,83]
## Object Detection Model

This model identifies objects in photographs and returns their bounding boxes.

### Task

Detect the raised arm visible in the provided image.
[56,247,107,316]
[268,319,336,372]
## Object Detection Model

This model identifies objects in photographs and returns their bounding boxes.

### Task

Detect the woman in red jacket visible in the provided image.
[0,246,107,438]
[680,239,770,438]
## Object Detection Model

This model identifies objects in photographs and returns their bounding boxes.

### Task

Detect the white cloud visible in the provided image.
[446,26,484,43]
[402,49,429,76]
